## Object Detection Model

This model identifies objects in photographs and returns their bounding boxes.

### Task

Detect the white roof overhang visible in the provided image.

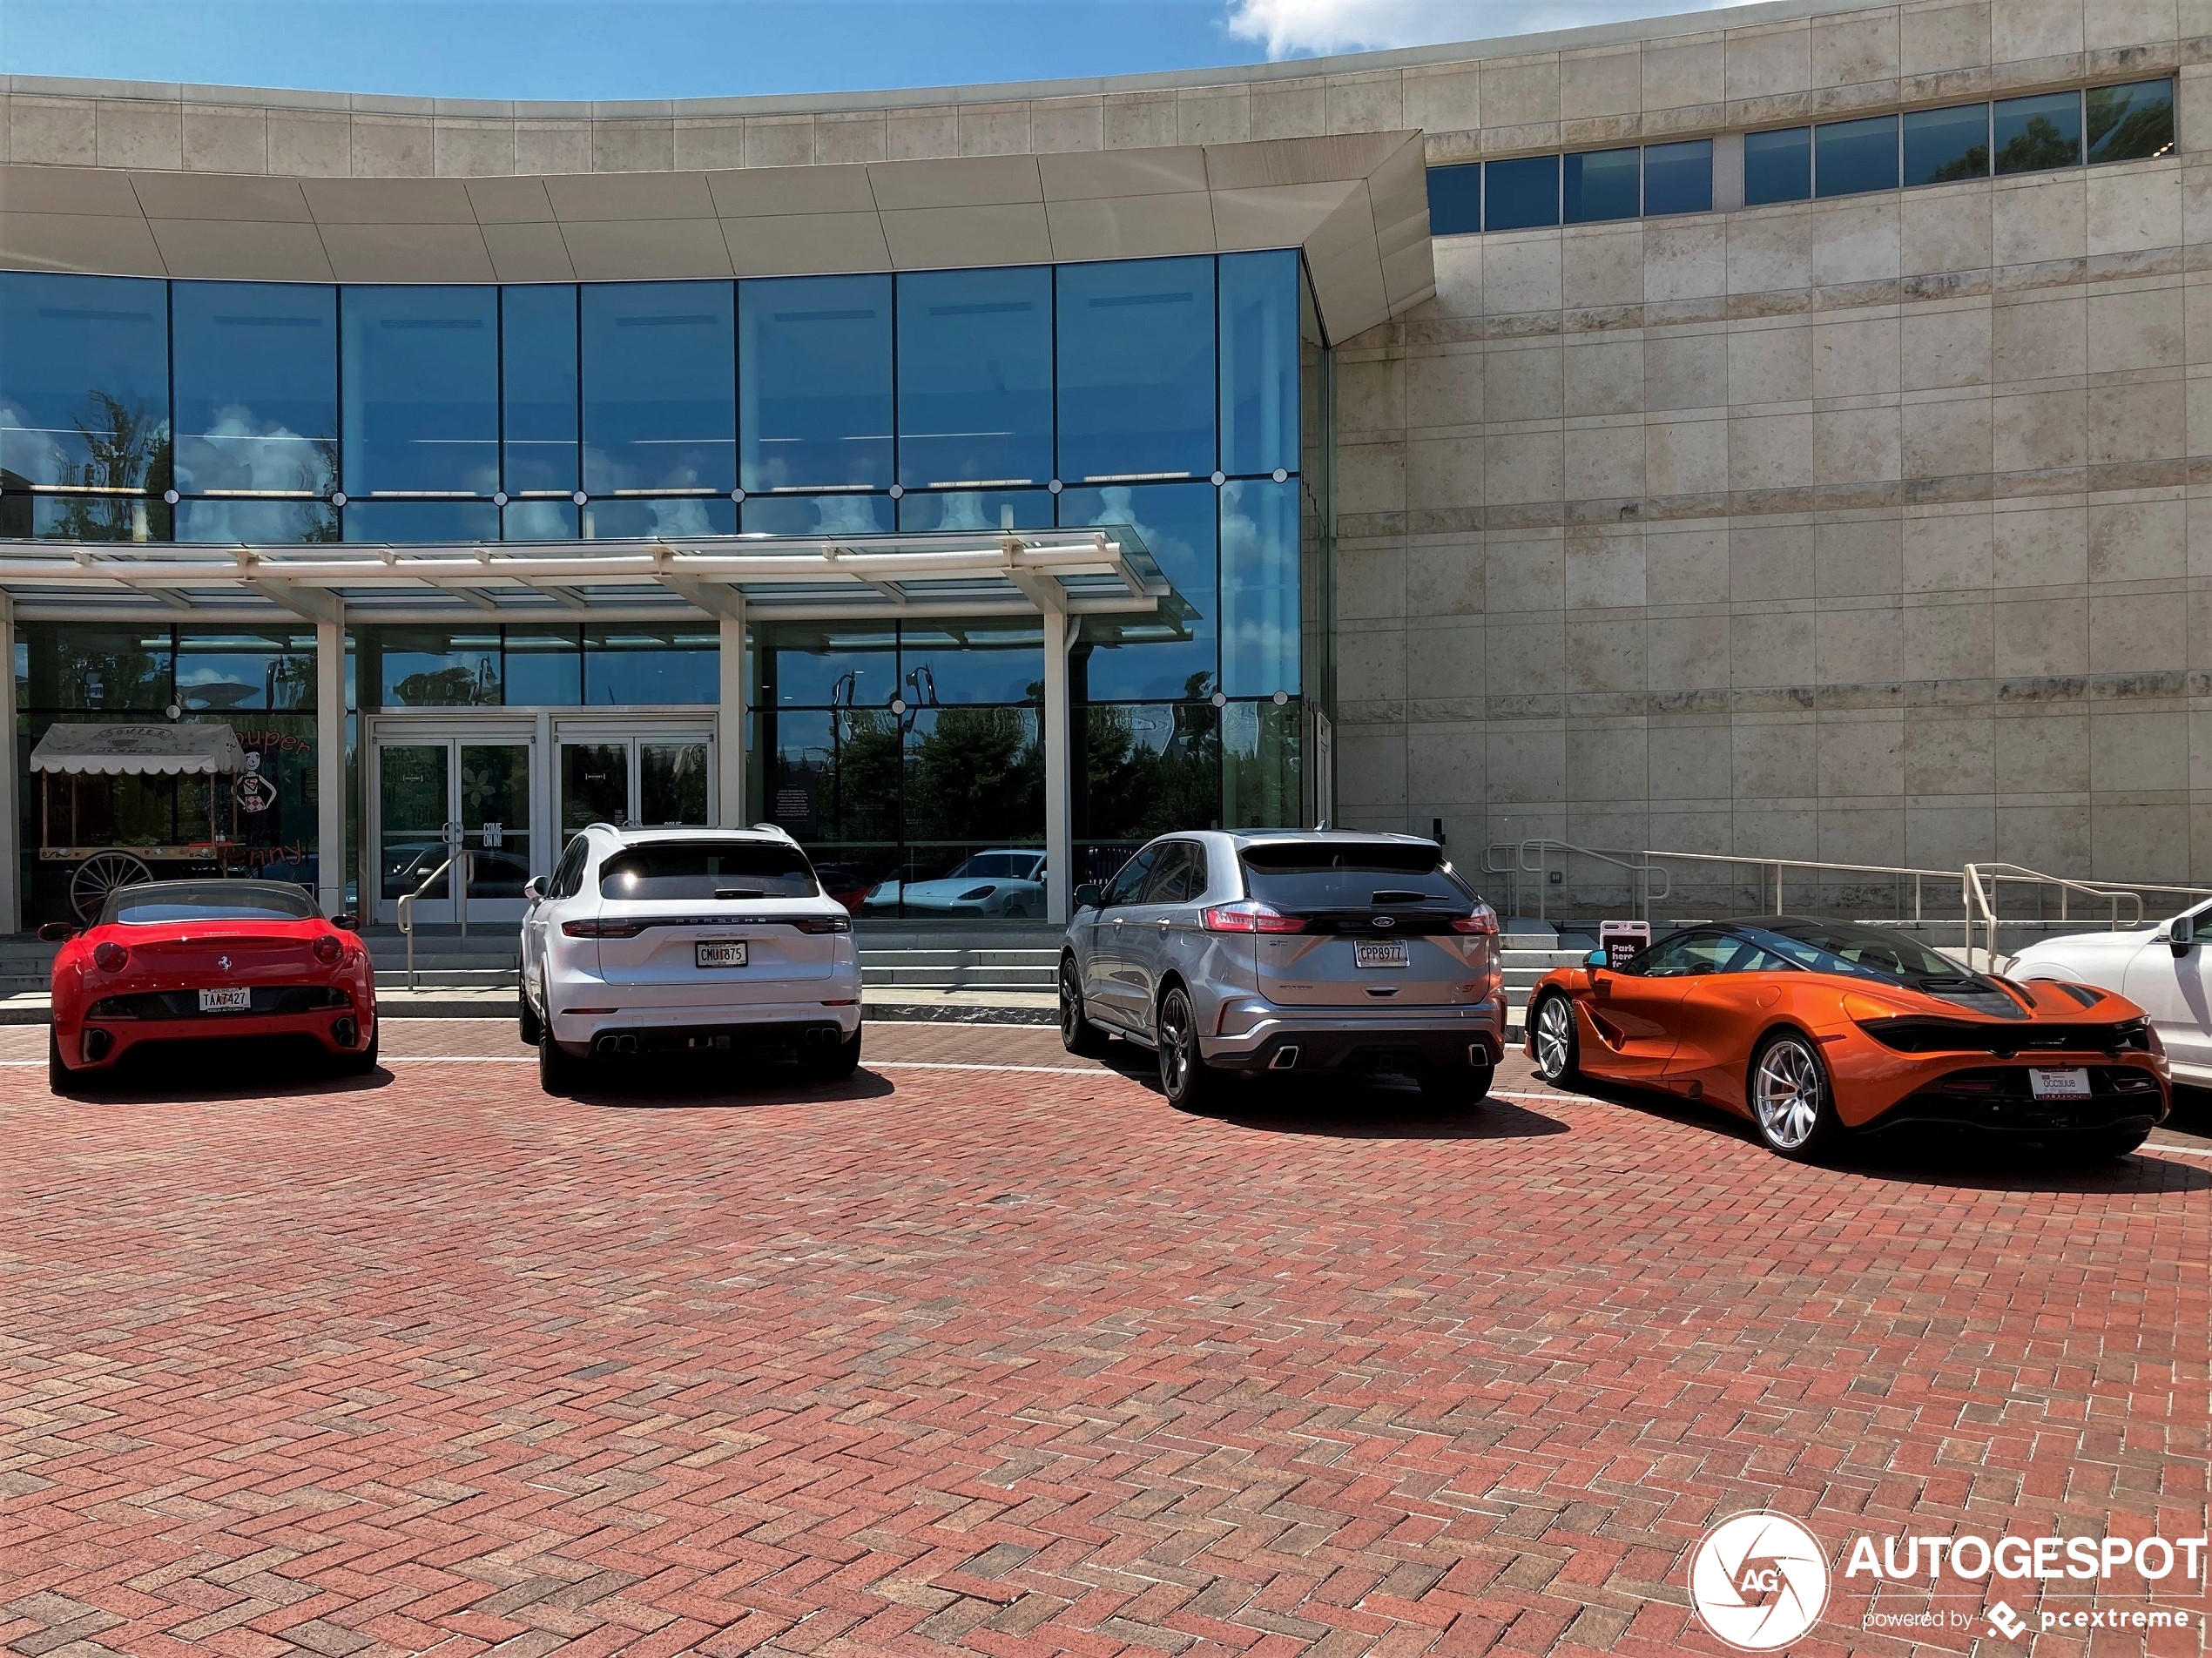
[0,527,1171,625]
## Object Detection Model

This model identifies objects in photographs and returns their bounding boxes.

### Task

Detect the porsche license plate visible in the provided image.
[198,987,250,1013]
[2029,1067,2091,1100]
[1354,940,1409,969]
[696,940,748,969]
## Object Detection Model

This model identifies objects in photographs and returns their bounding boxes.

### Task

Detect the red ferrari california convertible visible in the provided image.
[1525,915,2168,1162]
[44,879,378,1090]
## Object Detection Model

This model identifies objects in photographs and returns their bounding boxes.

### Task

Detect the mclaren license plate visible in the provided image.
[198,987,251,1013]
[696,940,748,969]
[1354,940,1410,969]
[2028,1067,2091,1100]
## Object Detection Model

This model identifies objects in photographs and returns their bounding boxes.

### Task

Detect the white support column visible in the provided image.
[0,596,17,934]
[718,597,747,829]
[315,617,346,918]
[1042,601,1072,926]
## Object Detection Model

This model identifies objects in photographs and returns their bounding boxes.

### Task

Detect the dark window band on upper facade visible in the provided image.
[1429,77,2174,233]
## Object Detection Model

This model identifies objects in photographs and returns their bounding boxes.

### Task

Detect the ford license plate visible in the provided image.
[2028,1067,2091,1100]
[1354,940,1409,969]
[696,940,748,969]
[198,987,250,1013]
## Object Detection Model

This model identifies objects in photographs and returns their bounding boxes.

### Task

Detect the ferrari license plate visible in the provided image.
[2029,1067,2092,1100]
[1354,940,1409,969]
[198,987,250,1013]
[696,940,748,969]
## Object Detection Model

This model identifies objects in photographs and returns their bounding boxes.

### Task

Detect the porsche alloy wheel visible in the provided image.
[1531,994,1578,1083]
[1750,1032,1840,1160]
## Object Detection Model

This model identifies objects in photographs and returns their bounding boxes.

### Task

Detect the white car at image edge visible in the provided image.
[519,822,863,1092]
[2009,893,2212,1086]
[863,849,1047,917]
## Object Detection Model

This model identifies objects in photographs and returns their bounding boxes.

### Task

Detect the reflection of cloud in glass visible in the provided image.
[647,496,716,538]
[927,491,993,533]
[813,495,886,536]
[0,396,34,476]
[177,403,334,495]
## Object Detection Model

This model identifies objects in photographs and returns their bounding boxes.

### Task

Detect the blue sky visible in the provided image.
[0,0,1717,101]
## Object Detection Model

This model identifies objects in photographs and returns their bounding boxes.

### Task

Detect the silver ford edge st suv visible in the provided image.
[1059,830,1506,1109]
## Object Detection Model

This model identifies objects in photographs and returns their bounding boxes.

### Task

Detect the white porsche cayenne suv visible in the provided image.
[519,823,864,1093]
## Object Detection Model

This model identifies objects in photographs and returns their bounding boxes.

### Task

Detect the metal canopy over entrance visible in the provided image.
[0,527,1168,625]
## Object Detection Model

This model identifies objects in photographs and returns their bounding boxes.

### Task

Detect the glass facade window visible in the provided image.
[26,625,174,710]
[173,631,315,711]
[903,705,1043,865]
[177,497,336,543]
[896,488,1053,533]
[1563,147,1639,223]
[503,629,583,704]
[340,286,497,495]
[1815,115,1898,197]
[1056,257,1215,482]
[1903,104,1990,185]
[1995,91,2081,174]
[1484,154,1560,230]
[2087,78,2175,164]
[1744,126,1812,205]
[1642,139,1712,215]
[741,273,892,492]
[1076,702,1221,843]
[503,499,580,541]
[172,281,336,498]
[344,499,500,543]
[895,266,1050,489]
[1219,251,1300,479]
[1426,163,1482,236]
[503,284,578,495]
[1224,699,1298,830]
[9,495,169,543]
[376,629,503,706]
[741,492,893,536]
[900,620,1045,705]
[582,495,736,539]
[1061,481,1217,700]
[0,273,168,492]
[1218,478,1298,699]
[583,281,735,495]
[759,623,897,708]
[583,626,717,704]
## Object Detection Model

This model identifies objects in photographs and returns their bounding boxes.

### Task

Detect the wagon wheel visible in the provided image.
[71,851,154,923]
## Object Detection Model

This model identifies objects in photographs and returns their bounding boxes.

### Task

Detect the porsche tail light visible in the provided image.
[313,934,344,966]
[792,916,852,934]
[563,919,646,939]
[1450,904,1500,935]
[91,941,128,974]
[1202,900,1306,934]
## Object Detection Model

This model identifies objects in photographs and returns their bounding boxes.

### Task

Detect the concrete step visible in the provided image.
[860,948,1060,967]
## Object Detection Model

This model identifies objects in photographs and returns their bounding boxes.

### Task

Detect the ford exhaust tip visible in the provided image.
[1269,1046,1300,1070]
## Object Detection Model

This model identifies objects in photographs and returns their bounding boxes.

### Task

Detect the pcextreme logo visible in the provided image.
[1686,1511,2208,1648]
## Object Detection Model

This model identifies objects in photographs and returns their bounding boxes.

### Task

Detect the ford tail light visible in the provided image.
[563,919,646,939]
[313,934,344,965]
[1201,900,1305,934]
[1450,904,1501,935]
[91,941,128,974]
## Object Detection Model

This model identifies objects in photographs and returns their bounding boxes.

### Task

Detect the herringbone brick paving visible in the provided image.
[0,1020,2204,1656]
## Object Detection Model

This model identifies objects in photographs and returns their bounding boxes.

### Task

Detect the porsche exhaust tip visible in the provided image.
[594,1033,639,1056]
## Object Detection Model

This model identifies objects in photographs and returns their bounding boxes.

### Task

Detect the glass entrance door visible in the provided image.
[557,734,711,836]
[376,737,535,924]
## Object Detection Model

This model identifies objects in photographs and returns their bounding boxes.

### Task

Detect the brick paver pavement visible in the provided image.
[0,1019,2205,1657]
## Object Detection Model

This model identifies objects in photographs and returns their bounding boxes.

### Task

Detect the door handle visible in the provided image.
[1111,917,1125,927]
[1154,919,1170,931]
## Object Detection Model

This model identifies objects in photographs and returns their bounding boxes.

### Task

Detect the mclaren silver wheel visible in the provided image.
[1532,994,1576,1082]
[1752,1035,1825,1152]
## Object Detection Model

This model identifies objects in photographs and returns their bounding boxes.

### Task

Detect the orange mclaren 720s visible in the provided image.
[1524,916,2169,1162]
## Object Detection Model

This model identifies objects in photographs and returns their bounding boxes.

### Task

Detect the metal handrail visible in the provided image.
[1958,862,2195,969]
[395,847,470,990]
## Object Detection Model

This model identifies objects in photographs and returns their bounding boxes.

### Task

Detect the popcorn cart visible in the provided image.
[30,724,253,922]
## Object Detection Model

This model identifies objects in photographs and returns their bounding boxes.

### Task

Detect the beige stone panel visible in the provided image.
[1726,207,1812,296]
[1992,502,2087,586]
[0,211,166,275]
[181,107,266,175]
[1406,539,1483,615]
[1406,726,1485,812]
[1991,293,2083,384]
[2085,0,2179,49]
[881,202,1051,269]
[1485,534,1565,613]
[2090,590,2185,671]
[1730,410,1816,489]
[1902,593,1993,676]
[1336,546,1406,621]
[1337,354,1405,434]
[1642,218,1725,300]
[1325,71,1401,135]
[1904,713,1995,795]
[1900,306,1991,390]
[434,118,516,177]
[1486,341,1562,421]
[1405,436,1483,510]
[553,217,732,281]
[1405,623,1485,701]
[1991,0,2084,57]
[1811,196,1900,286]
[1645,330,1728,410]
[1642,30,1725,110]
[1647,525,1729,603]
[1427,233,1480,319]
[1990,172,2085,266]
[1730,518,1816,599]
[590,119,677,174]
[11,98,96,167]
[147,215,337,280]
[1339,625,1409,703]
[464,177,554,225]
[1649,713,1733,799]
[1991,386,2087,473]
[1566,717,1648,795]
[129,172,308,222]
[301,176,478,225]
[724,213,893,276]
[1899,180,1990,275]
[1043,193,1213,262]
[1812,314,1900,398]
[96,100,182,172]
[1102,92,1178,151]
[1727,321,1811,406]
[868,153,1039,211]
[2184,68,2212,162]
[1645,414,1729,495]
[1487,722,1567,805]
[1560,224,1642,309]
[1816,605,1903,684]
[670,120,745,172]
[2091,799,2189,886]
[1402,65,1479,134]
[1901,394,1993,480]
[316,220,495,282]
[1480,233,1562,315]
[351,114,433,178]
[2087,494,2186,582]
[1646,612,1730,692]
[1993,595,2088,676]
[745,118,817,170]
[707,164,874,218]
[1208,179,1354,253]
[1480,54,1561,126]
[1902,507,1993,591]
[2087,162,2182,256]
[815,111,889,165]
[1335,438,1404,516]
[884,108,958,161]
[1813,9,1899,86]
[2090,708,2188,792]
[954,103,1028,158]
[481,220,576,282]
[268,109,349,178]
[1561,45,1639,119]
[1489,621,1568,704]
[2189,378,2212,472]
[1728,21,1813,99]
[1247,78,1326,142]
[1174,91,1248,147]
[1402,342,1481,430]
[1562,338,1642,417]
[1560,529,1643,610]
[2191,708,2212,789]
[514,121,590,176]
[1900,1,1992,75]
[1732,708,1818,795]
[1817,715,1905,798]
[1817,517,1903,598]
[1484,430,1564,506]
[2087,379,2183,465]
[1996,801,2091,876]
[1334,725,1408,811]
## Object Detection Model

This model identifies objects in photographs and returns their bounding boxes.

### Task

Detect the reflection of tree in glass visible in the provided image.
[1083,694,1221,839]
[393,663,493,706]
[49,392,172,542]
[905,709,1042,844]
[1995,116,2077,172]
[829,711,900,843]
[2087,88,2172,161]
[1924,144,1988,183]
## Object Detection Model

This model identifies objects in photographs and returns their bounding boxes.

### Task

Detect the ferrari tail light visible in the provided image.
[1202,900,1306,934]
[91,941,128,974]
[313,934,344,966]
[563,918,646,939]
[1450,904,1501,935]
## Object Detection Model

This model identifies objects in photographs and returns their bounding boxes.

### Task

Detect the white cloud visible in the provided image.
[1222,0,1729,59]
